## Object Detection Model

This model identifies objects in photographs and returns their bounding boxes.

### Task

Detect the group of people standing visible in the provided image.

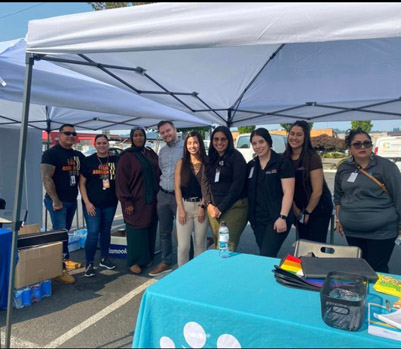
[41,120,401,284]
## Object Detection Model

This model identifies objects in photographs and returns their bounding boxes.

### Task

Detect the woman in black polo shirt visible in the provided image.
[202,126,248,251]
[284,120,333,243]
[247,128,295,257]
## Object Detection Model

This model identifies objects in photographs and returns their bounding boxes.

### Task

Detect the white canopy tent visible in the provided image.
[25,2,401,127]
[1,36,210,339]
[0,39,210,129]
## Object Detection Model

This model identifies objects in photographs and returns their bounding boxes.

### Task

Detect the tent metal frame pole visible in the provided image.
[5,53,34,348]
[44,116,51,233]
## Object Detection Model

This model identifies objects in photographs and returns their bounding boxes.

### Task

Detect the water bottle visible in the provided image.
[218,221,230,258]
[395,235,401,247]
[42,280,52,297]
[13,289,24,309]
[30,283,43,303]
[22,287,32,306]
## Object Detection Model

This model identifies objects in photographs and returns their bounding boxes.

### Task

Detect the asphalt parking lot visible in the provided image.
[1,170,401,348]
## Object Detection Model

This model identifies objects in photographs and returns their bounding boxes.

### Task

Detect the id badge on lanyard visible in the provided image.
[347,172,358,183]
[102,178,110,190]
[214,168,221,183]
[248,167,254,179]
[70,175,76,186]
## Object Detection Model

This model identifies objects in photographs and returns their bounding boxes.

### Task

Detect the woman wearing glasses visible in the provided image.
[201,126,248,251]
[116,127,160,274]
[80,134,118,277]
[283,121,333,243]
[334,128,401,272]
[175,131,208,266]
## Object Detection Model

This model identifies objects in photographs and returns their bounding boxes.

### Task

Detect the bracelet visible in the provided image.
[304,209,311,215]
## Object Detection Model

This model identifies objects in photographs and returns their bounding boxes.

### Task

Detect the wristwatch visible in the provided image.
[304,209,311,215]
[199,204,206,209]
[279,214,287,220]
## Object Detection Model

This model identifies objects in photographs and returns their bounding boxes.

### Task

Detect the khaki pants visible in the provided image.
[176,200,209,266]
[208,198,249,252]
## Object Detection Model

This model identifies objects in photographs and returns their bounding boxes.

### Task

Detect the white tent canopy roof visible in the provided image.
[25,2,401,126]
[0,39,210,130]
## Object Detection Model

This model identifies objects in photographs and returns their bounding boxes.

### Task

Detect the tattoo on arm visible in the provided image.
[41,164,60,204]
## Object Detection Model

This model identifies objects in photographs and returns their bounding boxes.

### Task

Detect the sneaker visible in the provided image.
[54,269,76,284]
[84,263,96,278]
[99,258,116,270]
[148,263,172,277]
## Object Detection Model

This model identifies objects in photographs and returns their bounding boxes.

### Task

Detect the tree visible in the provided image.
[177,127,211,139]
[280,122,313,132]
[88,2,154,10]
[238,126,255,134]
[351,121,373,133]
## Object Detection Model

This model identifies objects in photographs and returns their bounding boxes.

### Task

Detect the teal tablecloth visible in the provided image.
[132,250,399,348]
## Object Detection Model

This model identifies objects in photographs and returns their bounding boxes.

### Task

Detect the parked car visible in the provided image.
[234,133,287,163]
[374,136,401,171]
[83,147,123,157]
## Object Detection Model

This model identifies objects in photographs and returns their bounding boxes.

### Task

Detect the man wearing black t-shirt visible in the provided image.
[41,124,85,284]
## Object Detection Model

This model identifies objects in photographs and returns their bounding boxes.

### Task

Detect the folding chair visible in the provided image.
[294,239,362,258]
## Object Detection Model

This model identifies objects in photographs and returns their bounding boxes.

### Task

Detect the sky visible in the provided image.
[0,2,400,132]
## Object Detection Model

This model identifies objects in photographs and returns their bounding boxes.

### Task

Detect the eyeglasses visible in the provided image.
[61,131,77,136]
[351,140,372,149]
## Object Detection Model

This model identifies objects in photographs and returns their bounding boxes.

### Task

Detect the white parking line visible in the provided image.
[44,278,157,348]
[0,331,40,348]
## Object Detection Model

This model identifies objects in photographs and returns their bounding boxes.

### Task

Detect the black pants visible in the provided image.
[253,221,290,258]
[297,210,331,243]
[346,236,395,273]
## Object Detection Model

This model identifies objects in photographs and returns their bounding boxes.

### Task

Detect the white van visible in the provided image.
[235,133,287,163]
[374,136,401,171]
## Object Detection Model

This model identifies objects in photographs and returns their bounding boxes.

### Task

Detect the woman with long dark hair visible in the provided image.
[247,128,295,257]
[334,128,401,272]
[201,126,248,251]
[283,121,333,243]
[116,126,160,274]
[175,131,209,266]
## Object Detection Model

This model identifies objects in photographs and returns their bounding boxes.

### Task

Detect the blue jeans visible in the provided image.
[83,205,117,265]
[44,196,77,260]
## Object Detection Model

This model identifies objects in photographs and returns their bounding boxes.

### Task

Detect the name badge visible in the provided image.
[248,167,254,179]
[347,172,358,183]
[214,168,221,183]
[102,178,110,190]
[70,175,76,186]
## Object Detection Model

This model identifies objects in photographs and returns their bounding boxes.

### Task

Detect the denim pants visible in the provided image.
[83,205,117,265]
[44,196,77,260]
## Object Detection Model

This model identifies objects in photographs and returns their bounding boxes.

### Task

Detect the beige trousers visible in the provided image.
[176,200,209,266]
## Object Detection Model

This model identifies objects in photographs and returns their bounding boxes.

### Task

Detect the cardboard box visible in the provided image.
[19,224,41,235]
[109,232,127,259]
[15,242,63,288]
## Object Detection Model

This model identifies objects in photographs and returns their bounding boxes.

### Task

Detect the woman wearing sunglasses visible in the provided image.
[283,121,333,243]
[202,126,248,251]
[334,128,401,272]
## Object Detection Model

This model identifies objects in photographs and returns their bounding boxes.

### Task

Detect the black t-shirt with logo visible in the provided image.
[42,144,85,202]
[81,153,118,208]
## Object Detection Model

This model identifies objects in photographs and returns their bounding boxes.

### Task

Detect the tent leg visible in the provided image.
[5,53,34,348]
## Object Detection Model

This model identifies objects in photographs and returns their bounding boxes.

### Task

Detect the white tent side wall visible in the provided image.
[0,127,42,225]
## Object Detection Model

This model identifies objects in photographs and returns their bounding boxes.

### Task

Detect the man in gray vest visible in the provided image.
[149,121,184,276]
